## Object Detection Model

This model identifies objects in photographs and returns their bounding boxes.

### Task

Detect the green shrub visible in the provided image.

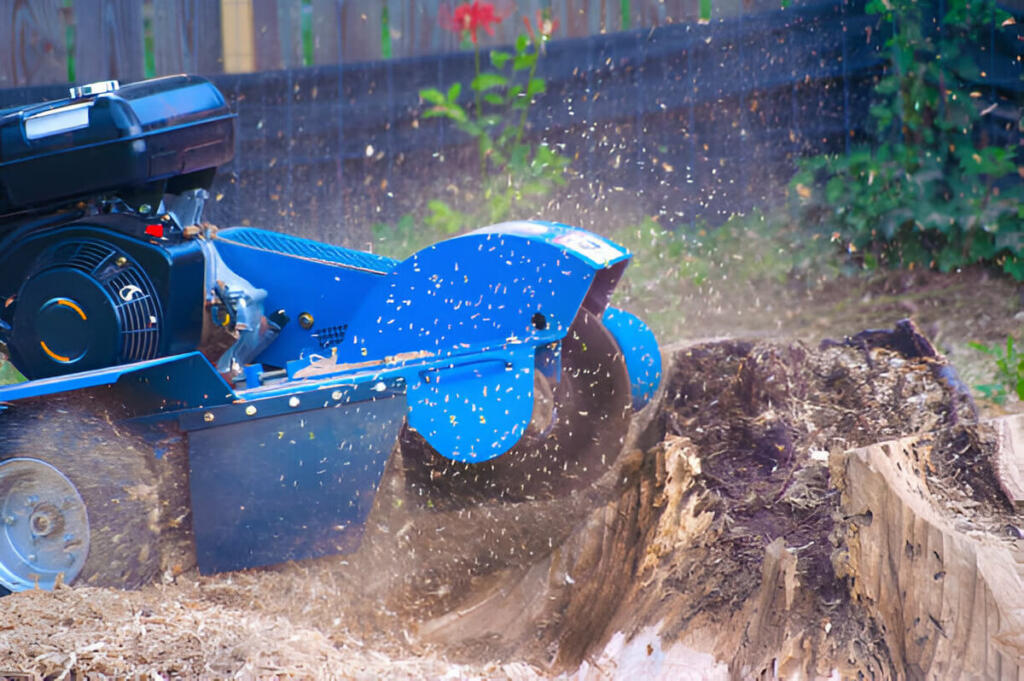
[793,0,1024,279]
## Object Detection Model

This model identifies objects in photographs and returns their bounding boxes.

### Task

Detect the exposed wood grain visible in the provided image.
[152,0,223,76]
[0,0,67,87]
[73,0,144,83]
[992,416,1024,509]
[838,427,1024,679]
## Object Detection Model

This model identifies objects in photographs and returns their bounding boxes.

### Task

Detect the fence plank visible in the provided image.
[313,0,380,63]
[631,0,667,28]
[221,0,255,72]
[251,0,303,70]
[73,0,144,83]
[387,0,459,58]
[341,0,381,61]
[278,0,304,67]
[152,0,224,76]
[311,0,341,64]
[560,0,614,38]
[0,0,67,87]
[663,0,701,23]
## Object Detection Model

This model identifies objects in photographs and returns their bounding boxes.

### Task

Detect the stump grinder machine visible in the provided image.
[0,75,660,592]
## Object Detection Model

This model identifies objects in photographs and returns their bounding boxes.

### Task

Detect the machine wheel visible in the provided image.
[0,392,171,591]
[400,308,632,506]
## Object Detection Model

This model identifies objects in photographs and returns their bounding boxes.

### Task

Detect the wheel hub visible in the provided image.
[0,458,89,591]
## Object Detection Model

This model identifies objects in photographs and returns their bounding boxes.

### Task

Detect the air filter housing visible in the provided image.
[9,239,163,378]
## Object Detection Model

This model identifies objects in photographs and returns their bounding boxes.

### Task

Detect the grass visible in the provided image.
[0,358,24,385]
[0,358,24,386]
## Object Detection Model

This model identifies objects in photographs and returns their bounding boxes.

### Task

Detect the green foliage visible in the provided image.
[375,22,568,257]
[969,336,1024,404]
[0,355,25,386]
[792,0,1024,279]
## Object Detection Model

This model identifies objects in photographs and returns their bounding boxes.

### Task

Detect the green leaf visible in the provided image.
[421,108,449,119]
[490,50,511,69]
[425,199,465,235]
[526,77,546,98]
[515,34,529,54]
[514,52,538,71]
[975,383,1008,404]
[455,118,481,136]
[1003,256,1024,281]
[508,143,530,171]
[825,176,845,204]
[471,72,509,92]
[968,340,997,356]
[420,88,446,105]
[443,103,469,124]
[447,82,462,103]
[484,93,504,106]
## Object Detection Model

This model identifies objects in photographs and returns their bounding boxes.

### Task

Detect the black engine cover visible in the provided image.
[0,222,205,379]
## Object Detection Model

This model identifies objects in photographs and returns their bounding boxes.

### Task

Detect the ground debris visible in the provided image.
[2,326,1018,679]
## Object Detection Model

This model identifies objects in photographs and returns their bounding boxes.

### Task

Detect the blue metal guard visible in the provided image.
[219,227,398,274]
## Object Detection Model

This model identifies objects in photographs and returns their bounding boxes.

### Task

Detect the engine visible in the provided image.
[0,218,206,379]
[0,75,234,380]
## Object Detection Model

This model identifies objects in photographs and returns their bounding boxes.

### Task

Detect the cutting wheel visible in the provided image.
[400,308,632,506]
[0,392,190,591]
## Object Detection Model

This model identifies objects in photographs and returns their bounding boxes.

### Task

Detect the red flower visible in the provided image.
[441,2,504,44]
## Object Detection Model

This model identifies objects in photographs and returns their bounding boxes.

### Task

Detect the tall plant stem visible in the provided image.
[474,43,486,175]
[515,44,539,146]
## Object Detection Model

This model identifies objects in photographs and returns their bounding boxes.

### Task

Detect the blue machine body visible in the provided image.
[0,76,662,590]
[0,220,661,580]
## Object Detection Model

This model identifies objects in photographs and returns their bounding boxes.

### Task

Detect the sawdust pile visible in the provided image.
[0,322,1018,678]
[0,575,549,680]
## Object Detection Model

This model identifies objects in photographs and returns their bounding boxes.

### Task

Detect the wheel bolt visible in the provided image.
[27,553,37,563]
[3,515,14,526]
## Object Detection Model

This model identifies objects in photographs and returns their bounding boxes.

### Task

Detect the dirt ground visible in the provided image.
[1,264,1022,679]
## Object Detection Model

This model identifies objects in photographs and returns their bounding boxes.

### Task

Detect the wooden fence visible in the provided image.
[0,2,1018,245]
[0,0,792,87]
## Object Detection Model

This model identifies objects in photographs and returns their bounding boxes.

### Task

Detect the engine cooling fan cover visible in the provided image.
[9,239,162,378]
